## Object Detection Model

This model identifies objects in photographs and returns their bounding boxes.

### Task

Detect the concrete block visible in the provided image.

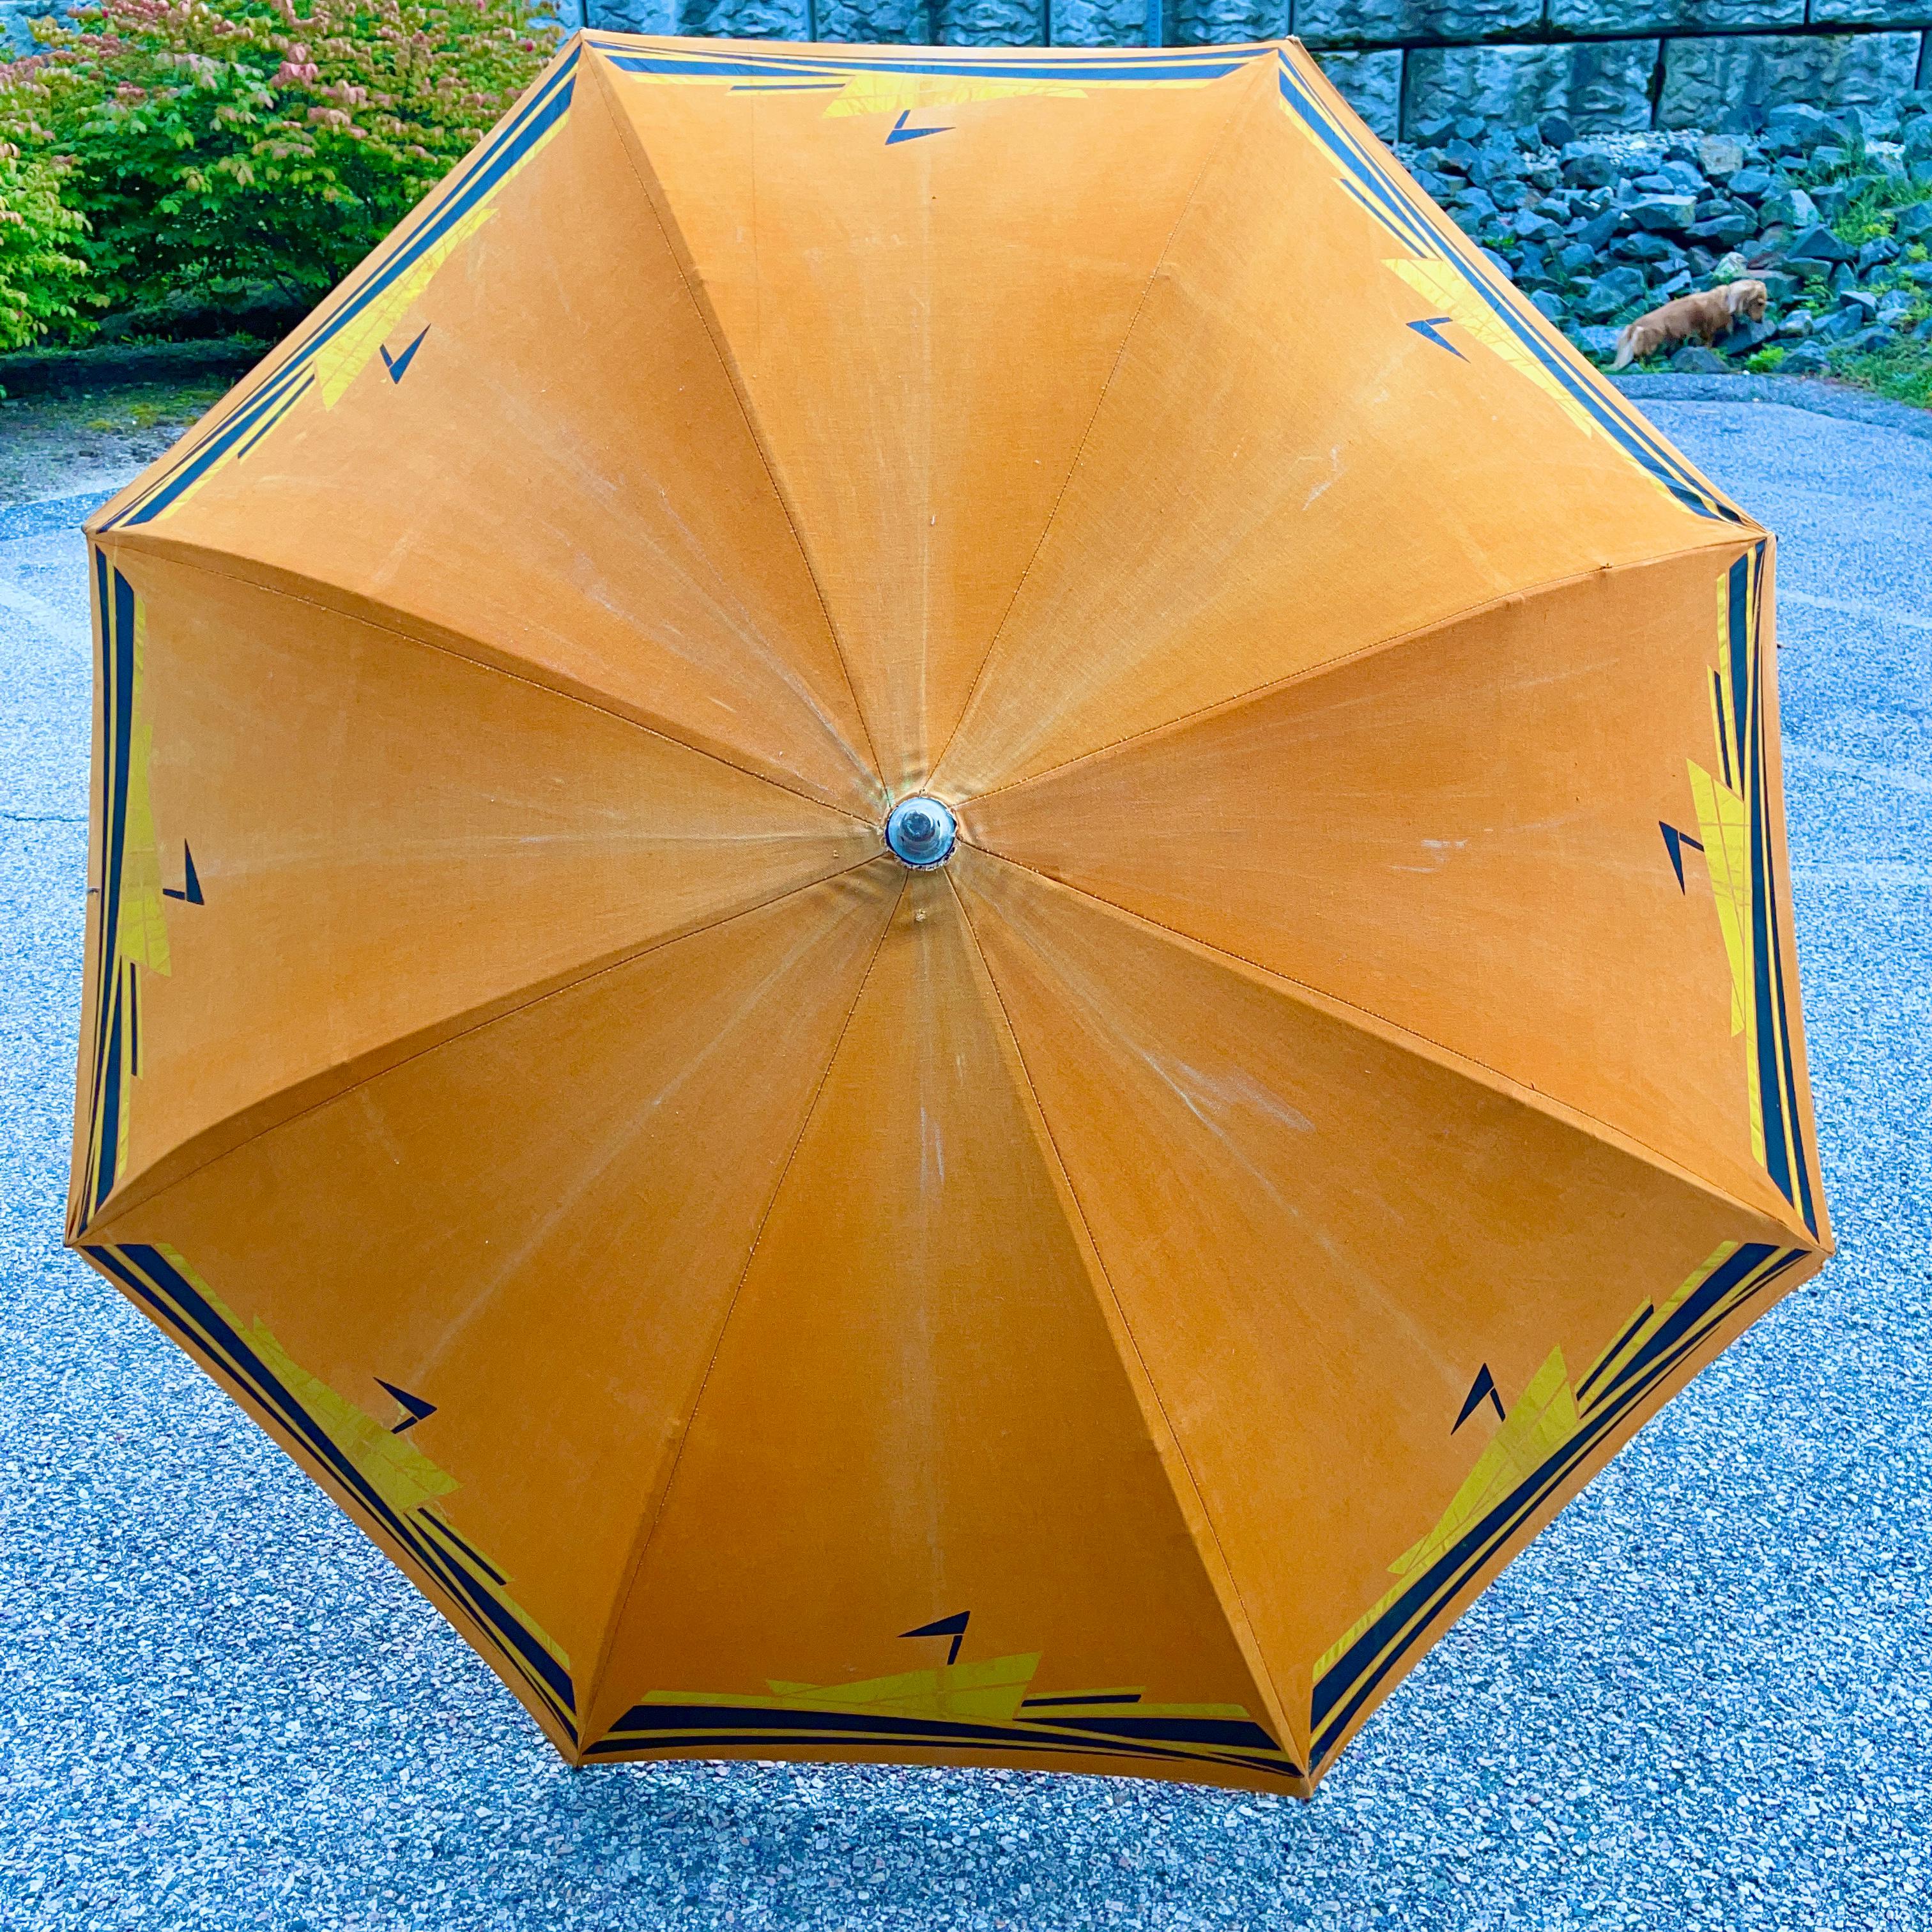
[820,0,933,37]
[677,0,808,30]
[1050,0,1151,42]
[1173,0,1287,40]
[932,0,1047,38]
[1808,0,1932,25]
[1549,0,1800,31]
[1292,0,1538,51]
[1658,31,1926,127]
[1404,40,1659,135]
[1314,47,1404,138]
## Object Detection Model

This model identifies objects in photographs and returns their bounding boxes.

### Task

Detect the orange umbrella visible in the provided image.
[68,31,1829,1797]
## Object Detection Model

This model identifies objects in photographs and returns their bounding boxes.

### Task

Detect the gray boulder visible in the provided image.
[1758,186,1820,229]
[1629,193,1700,231]
[1581,264,1650,318]
[1670,346,1730,371]
[1814,305,1870,341]
[1781,341,1831,371]
[1562,151,1620,189]
[1764,102,1834,146]
[1786,224,1859,263]
[1574,323,1623,358]
[1713,317,1781,355]
[1575,207,1623,249]
[1698,134,1749,178]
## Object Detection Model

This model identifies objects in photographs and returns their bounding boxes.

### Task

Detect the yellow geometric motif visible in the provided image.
[139,116,562,523]
[1273,81,1693,518]
[1687,576,1765,1166]
[311,201,496,410]
[1315,1239,1764,1687]
[102,596,172,1192]
[642,1652,1249,1727]
[151,1241,569,1672]
[1384,254,1606,451]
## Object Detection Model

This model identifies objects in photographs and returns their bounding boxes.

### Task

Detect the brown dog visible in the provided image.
[1611,279,1768,370]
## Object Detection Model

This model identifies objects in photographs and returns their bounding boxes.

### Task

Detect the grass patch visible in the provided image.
[1826,341,1932,407]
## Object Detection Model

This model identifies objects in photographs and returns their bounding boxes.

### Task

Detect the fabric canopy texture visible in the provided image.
[68,32,1830,1797]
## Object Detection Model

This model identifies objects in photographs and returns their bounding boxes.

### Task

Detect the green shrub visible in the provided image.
[0,0,560,341]
[0,142,91,350]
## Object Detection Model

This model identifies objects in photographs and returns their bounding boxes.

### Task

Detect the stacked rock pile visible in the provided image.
[1393,97,1932,373]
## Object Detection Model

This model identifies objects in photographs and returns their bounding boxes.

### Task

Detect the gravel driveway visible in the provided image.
[3,393,1928,1931]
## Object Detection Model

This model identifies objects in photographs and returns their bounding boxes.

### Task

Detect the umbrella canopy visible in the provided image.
[68,32,1829,1797]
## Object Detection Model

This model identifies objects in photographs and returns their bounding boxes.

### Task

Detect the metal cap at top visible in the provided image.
[885,795,956,868]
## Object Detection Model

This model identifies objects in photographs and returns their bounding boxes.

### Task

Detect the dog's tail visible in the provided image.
[1611,323,1637,372]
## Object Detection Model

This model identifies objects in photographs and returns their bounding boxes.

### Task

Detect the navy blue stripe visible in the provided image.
[1728,551,1752,769]
[608,52,1256,82]
[420,1510,509,1586]
[88,1245,576,1724]
[1745,579,1795,1206]
[598,1703,1296,1774]
[1311,1246,1802,1755]
[94,977,124,1211]
[1591,1242,1773,1409]
[229,376,312,466]
[1574,1301,1653,1407]
[1275,59,1434,259]
[80,547,114,1211]
[1024,1712,1282,1751]
[89,568,138,1209]
[117,364,319,526]
[1275,49,1732,525]
[585,1728,1296,1778]
[107,52,579,529]
[1747,544,1818,1236]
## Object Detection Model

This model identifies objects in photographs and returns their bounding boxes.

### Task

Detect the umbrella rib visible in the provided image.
[97,528,882,831]
[957,843,1820,1245]
[573,869,908,1738]
[581,46,889,797]
[945,867,1303,1767]
[77,854,895,1242]
[921,57,1271,793]
[954,534,1760,813]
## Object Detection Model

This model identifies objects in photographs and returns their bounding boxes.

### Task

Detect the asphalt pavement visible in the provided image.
[2,394,1928,1931]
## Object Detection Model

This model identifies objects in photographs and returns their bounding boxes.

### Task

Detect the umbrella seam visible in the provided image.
[74,855,896,1242]
[944,867,1305,1769]
[956,844,1821,1251]
[954,535,1762,811]
[96,529,882,832]
[581,44,889,801]
[573,870,909,1740]
[921,54,1273,794]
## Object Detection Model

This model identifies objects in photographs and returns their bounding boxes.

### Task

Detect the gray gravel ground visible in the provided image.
[3,399,1929,1931]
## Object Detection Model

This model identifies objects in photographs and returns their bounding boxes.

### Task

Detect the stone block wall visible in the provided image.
[6,0,1928,145]
[555,0,1932,142]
